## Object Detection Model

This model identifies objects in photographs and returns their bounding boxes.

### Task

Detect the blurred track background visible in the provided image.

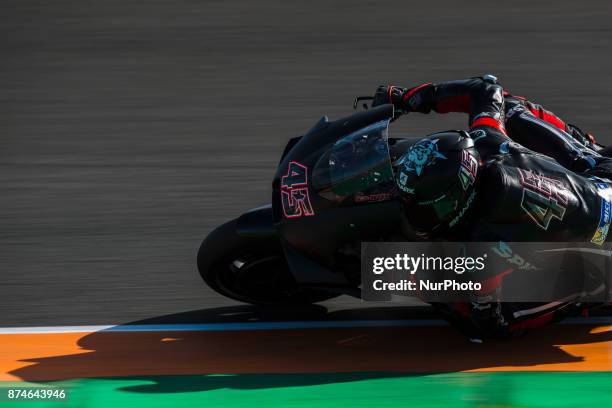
[2,0,612,327]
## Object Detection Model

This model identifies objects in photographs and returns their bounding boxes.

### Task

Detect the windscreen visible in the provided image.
[312,119,395,202]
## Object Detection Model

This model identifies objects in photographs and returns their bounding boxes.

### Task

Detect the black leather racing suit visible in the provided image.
[396,76,611,337]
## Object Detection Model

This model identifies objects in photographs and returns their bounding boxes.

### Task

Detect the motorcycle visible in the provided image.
[197,98,419,305]
[197,97,611,306]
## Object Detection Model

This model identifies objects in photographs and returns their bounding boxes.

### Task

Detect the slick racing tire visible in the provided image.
[197,219,336,305]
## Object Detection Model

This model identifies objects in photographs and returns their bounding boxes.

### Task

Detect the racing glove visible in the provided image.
[372,84,434,113]
[372,85,408,108]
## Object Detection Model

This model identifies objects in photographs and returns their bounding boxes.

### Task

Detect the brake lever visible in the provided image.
[353,96,374,110]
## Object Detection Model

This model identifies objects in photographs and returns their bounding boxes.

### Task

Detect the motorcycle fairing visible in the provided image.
[272,105,404,286]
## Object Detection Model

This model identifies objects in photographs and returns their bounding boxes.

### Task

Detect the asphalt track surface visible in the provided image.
[2,0,612,327]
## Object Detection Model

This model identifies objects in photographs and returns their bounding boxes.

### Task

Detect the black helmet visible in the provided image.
[394,131,480,234]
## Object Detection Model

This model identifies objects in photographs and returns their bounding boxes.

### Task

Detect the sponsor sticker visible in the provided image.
[448,190,476,227]
[469,129,487,142]
[505,104,525,119]
[397,138,447,176]
[591,182,612,245]
[355,193,394,203]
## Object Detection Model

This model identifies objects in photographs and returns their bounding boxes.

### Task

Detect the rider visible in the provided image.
[371,75,610,339]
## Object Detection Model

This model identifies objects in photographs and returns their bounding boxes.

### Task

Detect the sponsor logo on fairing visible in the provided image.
[355,193,394,203]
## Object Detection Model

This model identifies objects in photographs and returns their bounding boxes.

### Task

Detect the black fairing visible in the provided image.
[236,204,275,238]
[272,105,404,285]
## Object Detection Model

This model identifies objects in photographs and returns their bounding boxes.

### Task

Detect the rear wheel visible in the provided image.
[197,219,336,305]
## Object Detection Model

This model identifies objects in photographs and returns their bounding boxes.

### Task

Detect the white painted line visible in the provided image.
[0,325,115,334]
[0,317,608,335]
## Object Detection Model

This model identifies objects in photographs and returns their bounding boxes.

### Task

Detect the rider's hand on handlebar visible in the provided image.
[372,85,410,121]
[372,85,409,109]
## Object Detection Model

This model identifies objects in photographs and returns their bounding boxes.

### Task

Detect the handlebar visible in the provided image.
[353,96,407,122]
[353,96,374,110]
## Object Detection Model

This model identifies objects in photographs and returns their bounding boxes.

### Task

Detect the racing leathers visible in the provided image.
[377,76,610,338]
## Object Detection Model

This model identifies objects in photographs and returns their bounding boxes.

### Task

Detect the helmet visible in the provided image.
[394,131,480,234]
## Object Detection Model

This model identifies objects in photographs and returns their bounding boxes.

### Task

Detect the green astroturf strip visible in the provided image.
[1,372,611,408]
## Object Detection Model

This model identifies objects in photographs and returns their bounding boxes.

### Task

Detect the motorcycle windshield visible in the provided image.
[312,119,395,202]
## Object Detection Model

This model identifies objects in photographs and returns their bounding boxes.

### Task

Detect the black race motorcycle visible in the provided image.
[197,100,417,305]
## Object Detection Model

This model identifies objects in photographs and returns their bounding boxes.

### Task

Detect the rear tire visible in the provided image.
[197,219,336,305]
